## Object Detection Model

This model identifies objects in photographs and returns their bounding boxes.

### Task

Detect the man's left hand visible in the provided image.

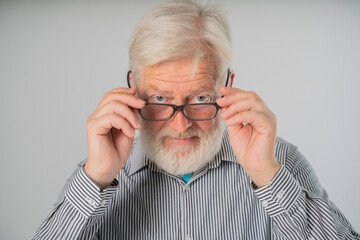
[216,87,280,187]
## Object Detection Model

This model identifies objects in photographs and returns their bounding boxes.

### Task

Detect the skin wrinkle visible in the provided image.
[145,71,212,83]
[138,60,221,105]
[137,59,226,175]
[140,81,220,105]
[143,59,217,83]
[144,84,217,100]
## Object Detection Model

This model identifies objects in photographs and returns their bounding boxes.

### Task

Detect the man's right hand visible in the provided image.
[84,87,145,190]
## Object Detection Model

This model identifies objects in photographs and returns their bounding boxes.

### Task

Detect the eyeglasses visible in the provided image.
[139,103,221,121]
[129,68,230,121]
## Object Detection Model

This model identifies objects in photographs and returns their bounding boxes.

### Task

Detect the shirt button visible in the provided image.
[88,199,96,207]
[309,237,315,240]
[276,191,284,200]
[185,235,192,240]
[262,200,269,208]
[101,200,107,207]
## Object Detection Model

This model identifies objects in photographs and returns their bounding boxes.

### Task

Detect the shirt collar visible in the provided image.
[128,128,238,176]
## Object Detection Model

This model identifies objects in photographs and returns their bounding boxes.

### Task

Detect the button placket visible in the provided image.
[262,200,269,208]
[101,200,107,207]
[276,190,285,201]
[182,186,192,240]
[87,198,97,207]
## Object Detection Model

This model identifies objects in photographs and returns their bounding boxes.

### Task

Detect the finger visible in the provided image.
[132,108,140,120]
[217,90,262,108]
[89,113,135,138]
[227,121,245,131]
[220,99,268,120]
[98,92,145,110]
[219,86,245,96]
[224,110,273,130]
[93,101,141,129]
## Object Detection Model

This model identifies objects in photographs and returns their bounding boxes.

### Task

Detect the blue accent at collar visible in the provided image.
[180,173,192,183]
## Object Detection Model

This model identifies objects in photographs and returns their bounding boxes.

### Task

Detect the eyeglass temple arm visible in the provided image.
[219,68,231,98]
[127,68,230,89]
[127,71,131,88]
[224,68,230,88]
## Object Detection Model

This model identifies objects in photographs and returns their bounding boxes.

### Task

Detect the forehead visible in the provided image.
[137,59,217,94]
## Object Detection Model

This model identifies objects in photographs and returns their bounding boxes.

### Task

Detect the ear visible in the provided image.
[127,71,135,88]
[229,71,234,87]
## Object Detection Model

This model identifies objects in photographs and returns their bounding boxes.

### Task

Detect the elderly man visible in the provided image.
[34,1,359,239]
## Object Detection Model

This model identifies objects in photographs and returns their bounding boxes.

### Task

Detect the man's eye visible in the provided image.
[154,96,166,103]
[194,95,210,103]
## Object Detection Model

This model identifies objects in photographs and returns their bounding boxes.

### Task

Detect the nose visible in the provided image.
[167,110,192,133]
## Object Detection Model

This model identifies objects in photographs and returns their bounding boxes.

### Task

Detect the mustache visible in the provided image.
[156,126,206,140]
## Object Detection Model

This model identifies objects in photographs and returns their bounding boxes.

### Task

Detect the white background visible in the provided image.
[0,0,359,239]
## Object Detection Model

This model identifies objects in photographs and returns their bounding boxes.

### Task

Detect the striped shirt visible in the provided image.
[34,130,359,239]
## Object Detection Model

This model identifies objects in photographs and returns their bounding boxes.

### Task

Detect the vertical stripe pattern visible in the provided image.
[33,132,360,239]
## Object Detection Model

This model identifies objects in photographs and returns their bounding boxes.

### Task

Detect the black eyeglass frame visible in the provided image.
[139,103,221,121]
[128,68,230,121]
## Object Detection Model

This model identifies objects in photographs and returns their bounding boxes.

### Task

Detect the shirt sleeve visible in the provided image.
[253,150,360,240]
[33,161,118,240]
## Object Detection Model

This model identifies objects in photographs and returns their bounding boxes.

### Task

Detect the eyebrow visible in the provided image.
[146,84,173,95]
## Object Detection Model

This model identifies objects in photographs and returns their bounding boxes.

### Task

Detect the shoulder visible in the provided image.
[275,137,326,195]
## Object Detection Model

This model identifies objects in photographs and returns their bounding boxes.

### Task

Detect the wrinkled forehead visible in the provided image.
[136,60,219,97]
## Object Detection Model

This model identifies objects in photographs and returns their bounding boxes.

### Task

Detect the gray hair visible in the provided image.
[128,0,232,85]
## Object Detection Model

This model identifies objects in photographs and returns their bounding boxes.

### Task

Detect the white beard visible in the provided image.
[139,117,226,175]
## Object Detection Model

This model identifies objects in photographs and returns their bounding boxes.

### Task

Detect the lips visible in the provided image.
[164,136,199,145]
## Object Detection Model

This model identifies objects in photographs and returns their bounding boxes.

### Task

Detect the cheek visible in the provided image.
[145,121,165,133]
[194,119,217,132]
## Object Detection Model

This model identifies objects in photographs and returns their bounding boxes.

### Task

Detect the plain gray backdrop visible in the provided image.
[0,0,359,239]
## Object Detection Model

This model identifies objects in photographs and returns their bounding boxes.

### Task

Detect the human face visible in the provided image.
[136,59,226,175]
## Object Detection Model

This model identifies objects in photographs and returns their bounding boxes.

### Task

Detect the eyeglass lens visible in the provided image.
[141,104,218,120]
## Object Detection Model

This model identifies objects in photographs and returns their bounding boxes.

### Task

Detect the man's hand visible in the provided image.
[85,87,145,190]
[216,87,280,187]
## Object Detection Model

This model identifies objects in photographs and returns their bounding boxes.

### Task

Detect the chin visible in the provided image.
[140,118,226,175]
[176,150,194,159]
